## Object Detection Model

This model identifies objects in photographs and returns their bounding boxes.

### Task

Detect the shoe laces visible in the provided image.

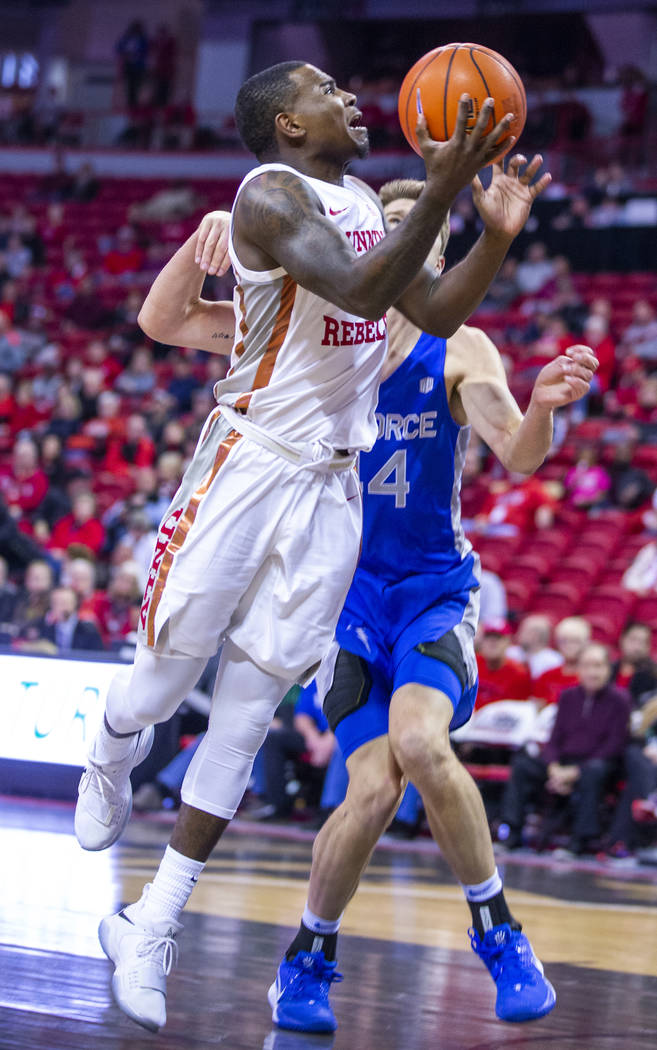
[286,954,343,1001]
[470,926,537,984]
[80,761,121,804]
[135,931,179,976]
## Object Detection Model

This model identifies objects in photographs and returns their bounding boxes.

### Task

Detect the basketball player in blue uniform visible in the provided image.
[268,179,598,1031]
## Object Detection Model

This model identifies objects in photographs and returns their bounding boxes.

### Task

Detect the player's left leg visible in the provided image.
[99,639,291,1033]
[388,670,555,1023]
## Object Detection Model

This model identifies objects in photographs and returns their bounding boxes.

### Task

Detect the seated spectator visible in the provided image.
[109,508,157,588]
[475,620,532,709]
[102,225,144,279]
[551,194,592,231]
[104,413,156,474]
[0,553,18,634]
[0,310,44,373]
[589,195,624,228]
[532,616,592,707]
[68,161,100,203]
[5,233,32,279]
[498,643,631,855]
[515,242,556,296]
[17,584,104,652]
[247,682,336,822]
[580,314,616,393]
[620,300,657,364]
[66,274,115,330]
[507,613,563,679]
[62,554,97,610]
[11,558,54,637]
[115,346,156,398]
[612,621,657,702]
[605,696,657,856]
[475,474,557,537]
[48,491,105,558]
[100,561,142,644]
[608,440,654,511]
[564,446,611,511]
[167,354,201,412]
[0,439,49,528]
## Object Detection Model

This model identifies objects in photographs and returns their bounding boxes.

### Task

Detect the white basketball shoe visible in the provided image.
[99,890,181,1032]
[75,723,154,850]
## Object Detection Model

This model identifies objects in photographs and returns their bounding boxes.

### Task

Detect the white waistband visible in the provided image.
[218,404,356,472]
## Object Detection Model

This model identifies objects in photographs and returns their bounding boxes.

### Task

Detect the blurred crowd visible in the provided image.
[0,159,656,865]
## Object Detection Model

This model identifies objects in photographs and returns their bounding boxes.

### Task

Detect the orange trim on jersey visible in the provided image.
[200,407,222,444]
[233,283,248,359]
[145,428,242,647]
[233,275,297,413]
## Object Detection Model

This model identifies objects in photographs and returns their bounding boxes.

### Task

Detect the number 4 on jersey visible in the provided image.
[367,449,410,508]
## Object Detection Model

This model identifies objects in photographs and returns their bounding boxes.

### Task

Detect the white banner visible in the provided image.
[0,654,125,767]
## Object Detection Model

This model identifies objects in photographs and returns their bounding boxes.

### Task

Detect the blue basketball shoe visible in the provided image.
[470,924,556,1022]
[268,951,343,1032]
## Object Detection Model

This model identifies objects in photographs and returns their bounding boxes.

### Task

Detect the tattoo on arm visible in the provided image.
[238,171,324,250]
[211,332,231,339]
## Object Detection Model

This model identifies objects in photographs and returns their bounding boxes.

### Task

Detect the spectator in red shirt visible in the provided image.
[0,439,49,526]
[86,338,123,387]
[48,491,105,558]
[581,313,615,393]
[532,616,592,707]
[104,413,156,475]
[92,560,142,648]
[475,620,532,709]
[102,226,144,278]
[475,474,556,537]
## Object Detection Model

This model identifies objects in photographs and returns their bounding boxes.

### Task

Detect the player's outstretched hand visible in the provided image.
[531,344,599,409]
[417,95,516,204]
[471,153,552,239]
[195,210,231,276]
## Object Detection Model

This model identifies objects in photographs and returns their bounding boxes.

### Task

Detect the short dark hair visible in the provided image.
[234,61,305,159]
[622,620,652,637]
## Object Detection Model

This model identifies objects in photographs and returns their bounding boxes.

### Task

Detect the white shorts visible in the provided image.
[138,407,362,683]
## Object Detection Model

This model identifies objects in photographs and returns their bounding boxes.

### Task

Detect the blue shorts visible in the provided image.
[329,568,479,761]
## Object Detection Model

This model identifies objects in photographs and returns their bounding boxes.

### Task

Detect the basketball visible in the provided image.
[398,42,527,163]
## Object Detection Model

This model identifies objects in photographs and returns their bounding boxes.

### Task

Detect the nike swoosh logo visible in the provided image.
[329,207,349,216]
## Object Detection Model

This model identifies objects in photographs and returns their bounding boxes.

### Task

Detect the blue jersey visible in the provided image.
[357,331,478,589]
[336,331,481,673]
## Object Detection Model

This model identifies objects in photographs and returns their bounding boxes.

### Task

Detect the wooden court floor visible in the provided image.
[1,797,656,1050]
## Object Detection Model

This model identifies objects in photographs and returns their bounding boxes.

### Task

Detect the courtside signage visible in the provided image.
[0,654,124,766]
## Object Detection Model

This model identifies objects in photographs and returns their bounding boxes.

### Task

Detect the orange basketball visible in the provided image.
[398,42,526,163]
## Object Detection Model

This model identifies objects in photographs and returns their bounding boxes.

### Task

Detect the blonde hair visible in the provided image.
[379,179,451,257]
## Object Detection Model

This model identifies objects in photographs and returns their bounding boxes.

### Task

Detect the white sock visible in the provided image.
[90,718,138,766]
[461,868,503,903]
[302,904,342,935]
[126,846,205,926]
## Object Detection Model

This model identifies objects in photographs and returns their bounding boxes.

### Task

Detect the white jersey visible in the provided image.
[219,162,387,452]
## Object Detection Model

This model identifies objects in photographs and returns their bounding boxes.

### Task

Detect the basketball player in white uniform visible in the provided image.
[74,60,551,1032]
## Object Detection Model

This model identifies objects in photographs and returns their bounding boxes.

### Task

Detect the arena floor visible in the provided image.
[1,797,656,1050]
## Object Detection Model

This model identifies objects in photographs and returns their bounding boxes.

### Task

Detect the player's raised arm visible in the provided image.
[234,100,514,327]
[138,211,236,354]
[451,327,598,474]
[395,153,551,337]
